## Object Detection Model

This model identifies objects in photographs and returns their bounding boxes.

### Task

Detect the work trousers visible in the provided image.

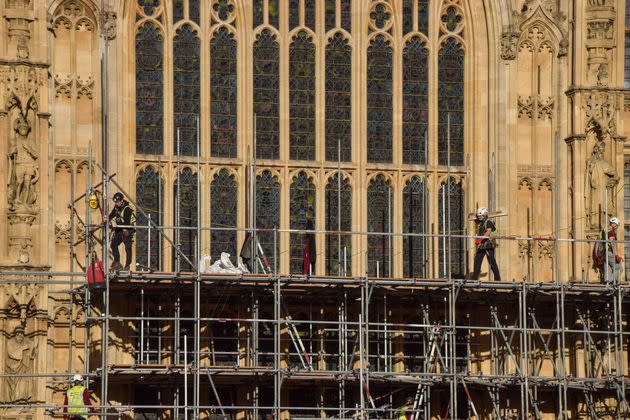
[602,253,621,284]
[471,247,501,281]
[111,230,133,267]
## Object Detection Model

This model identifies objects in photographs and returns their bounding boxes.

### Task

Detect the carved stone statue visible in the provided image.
[585,139,619,228]
[8,114,39,210]
[5,326,37,402]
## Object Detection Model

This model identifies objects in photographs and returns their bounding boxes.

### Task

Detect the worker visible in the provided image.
[594,217,622,284]
[63,374,92,420]
[470,207,501,281]
[107,192,136,271]
[397,397,414,420]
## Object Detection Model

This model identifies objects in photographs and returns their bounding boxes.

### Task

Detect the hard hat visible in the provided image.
[72,374,83,383]
[476,207,488,217]
[113,192,124,202]
[610,217,620,226]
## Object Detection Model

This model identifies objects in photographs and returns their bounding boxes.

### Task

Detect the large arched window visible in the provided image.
[438,38,464,166]
[135,23,164,155]
[254,30,280,159]
[326,172,351,276]
[173,25,200,156]
[367,35,393,163]
[290,31,316,161]
[325,32,352,162]
[211,169,237,261]
[367,175,392,277]
[210,27,237,158]
[290,172,316,274]
[136,167,163,270]
[438,177,465,278]
[174,168,198,271]
[403,176,426,278]
[403,37,428,164]
[256,171,280,271]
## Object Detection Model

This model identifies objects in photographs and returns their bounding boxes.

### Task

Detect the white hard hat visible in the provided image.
[476,207,488,216]
[610,217,620,226]
[72,374,83,382]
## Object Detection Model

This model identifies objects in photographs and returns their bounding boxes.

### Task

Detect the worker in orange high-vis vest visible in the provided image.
[63,374,92,420]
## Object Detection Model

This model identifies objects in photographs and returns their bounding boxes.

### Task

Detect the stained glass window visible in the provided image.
[174,168,198,271]
[367,35,392,163]
[370,3,390,29]
[305,0,316,31]
[402,0,413,34]
[418,0,429,34]
[138,0,158,16]
[326,173,352,276]
[289,0,299,30]
[340,0,351,32]
[211,28,237,158]
[136,167,163,270]
[135,23,163,155]
[403,37,428,164]
[211,169,237,261]
[438,38,464,166]
[256,171,280,271]
[325,0,335,32]
[269,0,279,28]
[213,0,234,21]
[403,176,426,278]
[173,25,200,156]
[253,0,263,28]
[367,175,392,277]
[326,33,352,162]
[438,177,465,278]
[173,0,183,22]
[290,172,316,274]
[290,31,316,161]
[254,30,280,159]
[189,0,199,23]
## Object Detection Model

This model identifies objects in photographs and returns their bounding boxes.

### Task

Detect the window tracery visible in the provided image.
[438,177,465,278]
[290,31,316,161]
[173,25,200,156]
[326,32,352,162]
[211,169,237,261]
[403,36,428,164]
[254,30,280,159]
[256,171,280,270]
[403,176,426,278]
[367,35,392,163]
[136,167,163,270]
[174,168,198,271]
[290,172,316,274]
[210,27,237,158]
[367,174,392,277]
[326,173,352,275]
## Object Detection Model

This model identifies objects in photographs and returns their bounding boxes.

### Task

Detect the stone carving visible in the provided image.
[4,0,34,59]
[6,283,39,322]
[518,95,534,119]
[8,114,39,211]
[584,1,615,86]
[514,0,568,58]
[5,325,37,402]
[103,11,117,40]
[584,91,616,135]
[517,95,553,120]
[500,32,519,60]
[585,134,619,229]
[587,0,611,6]
[537,96,554,119]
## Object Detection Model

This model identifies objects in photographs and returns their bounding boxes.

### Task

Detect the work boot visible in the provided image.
[110,261,123,271]
[123,265,130,271]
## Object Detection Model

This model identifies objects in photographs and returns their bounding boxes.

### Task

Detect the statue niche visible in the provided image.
[5,325,37,403]
[8,113,39,211]
[585,123,619,229]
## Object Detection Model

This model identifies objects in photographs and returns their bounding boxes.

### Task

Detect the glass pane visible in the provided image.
[173,0,183,22]
[438,38,464,166]
[189,0,199,23]
[625,35,630,89]
[290,172,316,274]
[173,25,200,156]
[253,0,264,28]
[136,23,164,155]
[438,177,466,278]
[367,35,392,163]
[269,0,279,28]
[402,0,413,34]
[304,0,316,30]
[289,0,299,30]
[138,0,159,15]
[326,33,352,162]
[418,0,429,34]
[325,0,336,32]
[403,176,426,278]
[290,31,316,160]
[367,175,392,277]
[403,37,428,164]
[211,28,238,158]
[173,168,198,271]
[256,171,280,270]
[326,173,352,276]
[211,169,237,261]
[136,167,163,270]
[340,0,351,31]
[254,30,280,159]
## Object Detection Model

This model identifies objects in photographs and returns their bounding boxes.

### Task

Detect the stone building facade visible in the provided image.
[0,0,629,418]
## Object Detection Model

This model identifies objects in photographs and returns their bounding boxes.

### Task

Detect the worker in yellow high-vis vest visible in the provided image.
[397,397,414,420]
[63,374,92,420]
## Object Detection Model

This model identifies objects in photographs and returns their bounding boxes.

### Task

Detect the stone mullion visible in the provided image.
[427,1,440,279]
[199,3,210,255]
[391,0,404,279]
[354,0,367,277]
[279,0,290,274]
[315,2,326,276]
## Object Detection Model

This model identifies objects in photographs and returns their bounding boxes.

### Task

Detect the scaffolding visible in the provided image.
[1,150,630,420]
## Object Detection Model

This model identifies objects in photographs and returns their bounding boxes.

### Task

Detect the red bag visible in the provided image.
[87,257,105,289]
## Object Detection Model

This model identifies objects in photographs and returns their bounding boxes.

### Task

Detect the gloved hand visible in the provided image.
[616,255,622,263]
[475,238,482,246]
[123,229,130,237]
[595,255,604,267]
